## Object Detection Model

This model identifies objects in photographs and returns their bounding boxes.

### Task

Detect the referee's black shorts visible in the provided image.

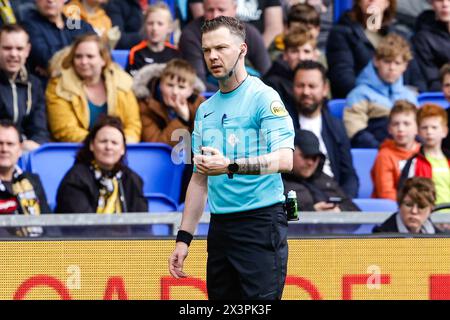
[206,203,288,300]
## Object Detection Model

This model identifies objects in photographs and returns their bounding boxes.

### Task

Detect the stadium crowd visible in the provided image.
[0,0,449,236]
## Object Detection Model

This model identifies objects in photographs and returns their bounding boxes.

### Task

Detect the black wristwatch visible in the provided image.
[227,162,239,178]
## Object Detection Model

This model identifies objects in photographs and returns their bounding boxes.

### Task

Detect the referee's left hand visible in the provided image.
[194,147,230,176]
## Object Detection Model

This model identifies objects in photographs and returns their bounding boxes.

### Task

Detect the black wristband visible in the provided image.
[176,230,193,246]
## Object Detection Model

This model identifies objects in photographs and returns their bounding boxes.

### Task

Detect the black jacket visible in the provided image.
[55,163,147,214]
[105,0,143,49]
[326,11,426,98]
[373,213,442,234]
[262,56,294,108]
[179,17,271,91]
[22,9,94,74]
[0,69,49,144]
[413,10,450,91]
[287,105,360,198]
[282,157,360,212]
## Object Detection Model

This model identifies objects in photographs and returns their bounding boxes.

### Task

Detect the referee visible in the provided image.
[168,16,295,300]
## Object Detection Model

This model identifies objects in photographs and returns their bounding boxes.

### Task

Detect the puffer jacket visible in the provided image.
[326,11,426,98]
[132,63,205,146]
[46,63,141,142]
[344,61,418,148]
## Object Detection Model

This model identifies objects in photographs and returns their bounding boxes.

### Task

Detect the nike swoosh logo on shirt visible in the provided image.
[204,111,215,118]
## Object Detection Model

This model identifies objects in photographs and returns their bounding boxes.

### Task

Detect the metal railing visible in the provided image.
[1,211,450,236]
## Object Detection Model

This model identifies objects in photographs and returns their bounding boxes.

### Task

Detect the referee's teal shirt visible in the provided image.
[192,76,295,213]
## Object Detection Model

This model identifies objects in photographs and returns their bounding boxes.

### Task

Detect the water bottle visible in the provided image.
[285,190,299,221]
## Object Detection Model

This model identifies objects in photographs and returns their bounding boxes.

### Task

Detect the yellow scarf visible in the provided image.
[91,162,122,215]
[0,0,16,24]
[10,168,42,237]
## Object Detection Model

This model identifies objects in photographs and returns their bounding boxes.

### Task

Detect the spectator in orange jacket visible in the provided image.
[371,100,420,201]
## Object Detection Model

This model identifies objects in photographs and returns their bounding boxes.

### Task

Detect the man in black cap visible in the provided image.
[283,129,360,233]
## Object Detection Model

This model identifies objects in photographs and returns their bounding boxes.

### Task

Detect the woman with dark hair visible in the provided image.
[326,0,426,98]
[55,116,147,215]
[46,33,141,143]
[373,177,442,234]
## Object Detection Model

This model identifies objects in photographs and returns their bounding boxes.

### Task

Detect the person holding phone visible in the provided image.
[283,129,360,213]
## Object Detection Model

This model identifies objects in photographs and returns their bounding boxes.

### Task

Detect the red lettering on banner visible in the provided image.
[103,277,128,300]
[429,275,450,300]
[285,276,322,300]
[342,274,391,300]
[14,275,72,300]
[160,277,208,300]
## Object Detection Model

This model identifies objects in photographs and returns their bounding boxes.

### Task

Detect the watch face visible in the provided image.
[229,163,239,173]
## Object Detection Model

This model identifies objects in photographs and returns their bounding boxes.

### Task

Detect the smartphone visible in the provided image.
[327,197,343,204]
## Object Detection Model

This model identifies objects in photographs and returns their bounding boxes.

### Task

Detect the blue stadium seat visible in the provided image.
[351,148,378,198]
[111,50,129,69]
[418,92,448,108]
[28,143,80,210]
[202,92,215,99]
[353,198,398,234]
[353,198,398,212]
[327,99,347,119]
[17,153,30,171]
[147,193,178,236]
[127,143,185,204]
[29,143,185,210]
[333,0,352,22]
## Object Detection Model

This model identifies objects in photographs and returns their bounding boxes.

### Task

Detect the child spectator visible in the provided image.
[133,58,205,203]
[344,33,418,148]
[371,100,420,201]
[400,103,450,206]
[440,63,450,150]
[132,59,205,146]
[413,0,450,91]
[263,26,319,107]
[126,2,181,76]
[326,0,426,98]
[269,3,321,60]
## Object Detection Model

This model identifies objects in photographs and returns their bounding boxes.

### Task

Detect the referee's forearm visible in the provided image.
[234,148,293,175]
[179,173,208,235]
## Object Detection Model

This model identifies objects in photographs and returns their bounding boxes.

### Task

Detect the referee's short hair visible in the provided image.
[201,16,246,42]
